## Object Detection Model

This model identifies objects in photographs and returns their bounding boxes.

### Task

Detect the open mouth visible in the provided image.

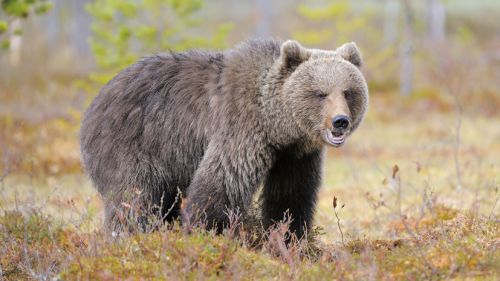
[325,130,346,147]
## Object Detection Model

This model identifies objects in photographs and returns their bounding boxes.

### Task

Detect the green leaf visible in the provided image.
[118,26,132,41]
[3,1,30,18]
[116,1,137,18]
[1,39,10,50]
[34,2,54,15]
[0,21,8,34]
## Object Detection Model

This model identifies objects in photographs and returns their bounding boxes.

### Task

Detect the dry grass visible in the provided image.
[0,199,498,280]
[0,90,499,280]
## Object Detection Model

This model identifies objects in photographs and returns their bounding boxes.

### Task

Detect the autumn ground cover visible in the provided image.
[1,86,498,280]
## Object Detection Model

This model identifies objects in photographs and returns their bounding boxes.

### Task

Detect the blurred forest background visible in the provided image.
[0,0,499,280]
[0,0,499,176]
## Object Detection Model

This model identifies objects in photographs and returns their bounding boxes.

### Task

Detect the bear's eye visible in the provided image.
[314,90,328,99]
[343,90,355,97]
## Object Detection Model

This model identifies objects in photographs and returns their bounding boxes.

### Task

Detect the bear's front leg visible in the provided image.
[183,137,273,232]
[262,148,323,240]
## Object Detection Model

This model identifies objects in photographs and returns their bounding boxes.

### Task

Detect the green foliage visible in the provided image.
[0,20,7,33]
[294,1,371,46]
[0,38,8,48]
[294,1,398,89]
[85,0,232,86]
[0,210,61,243]
[2,0,52,18]
[0,0,52,50]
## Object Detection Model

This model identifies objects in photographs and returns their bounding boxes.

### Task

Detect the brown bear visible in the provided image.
[80,39,368,238]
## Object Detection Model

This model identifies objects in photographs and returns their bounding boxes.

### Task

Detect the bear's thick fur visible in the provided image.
[80,39,368,238]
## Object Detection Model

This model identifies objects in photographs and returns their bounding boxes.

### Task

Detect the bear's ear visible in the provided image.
[280,40,311,71]
[335,42,362,67]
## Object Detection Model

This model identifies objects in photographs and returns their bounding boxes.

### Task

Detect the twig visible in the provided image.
[401,217,437,278]
[392,164,402,215]
[165,187,182,219]
[451,89,464,190]
[333,196,345,246]
[393,165,437,278]
[489,187,499,220]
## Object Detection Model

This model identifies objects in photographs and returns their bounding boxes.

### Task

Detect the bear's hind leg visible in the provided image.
[102,183,182,234]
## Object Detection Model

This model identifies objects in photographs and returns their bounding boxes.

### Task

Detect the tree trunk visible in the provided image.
[426,0,446,42]
[400,0,414,96]
[9,19,22,66]
[383,0,398,45]
[254,0,271,38]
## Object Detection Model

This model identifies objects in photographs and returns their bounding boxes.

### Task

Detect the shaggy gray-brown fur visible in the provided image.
[80,39,368,238]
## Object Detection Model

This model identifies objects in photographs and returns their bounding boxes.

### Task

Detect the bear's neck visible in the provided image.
[258,62,316,152]
[216,39,317,152]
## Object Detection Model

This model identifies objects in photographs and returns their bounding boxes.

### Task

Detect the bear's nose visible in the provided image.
[332,115,350,130]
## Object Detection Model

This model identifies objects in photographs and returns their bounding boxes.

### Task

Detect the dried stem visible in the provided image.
[451,89,464,190]
[333,197,345,246]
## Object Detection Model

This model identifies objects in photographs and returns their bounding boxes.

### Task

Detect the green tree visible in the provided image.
[293,1,397,90]
[86,0,232,86]
[293,1,370,47]
[0,0,53,49]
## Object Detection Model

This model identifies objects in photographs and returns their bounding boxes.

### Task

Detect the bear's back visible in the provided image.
[80,39,283,193]
[80,50,223,191]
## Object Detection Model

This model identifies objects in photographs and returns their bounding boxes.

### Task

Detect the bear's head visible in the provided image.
[278,40,368,148]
